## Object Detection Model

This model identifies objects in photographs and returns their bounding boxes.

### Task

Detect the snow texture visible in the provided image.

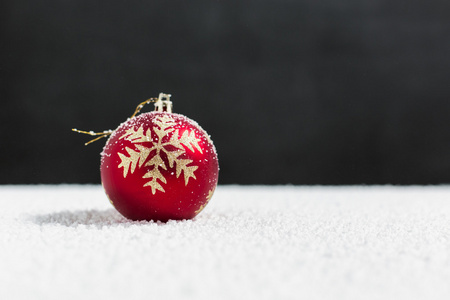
[1,185,450,300]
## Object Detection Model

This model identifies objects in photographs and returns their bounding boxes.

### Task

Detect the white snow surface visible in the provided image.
[1,185,450,300]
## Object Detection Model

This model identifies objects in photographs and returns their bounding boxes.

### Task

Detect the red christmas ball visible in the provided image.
[100,111,219,221]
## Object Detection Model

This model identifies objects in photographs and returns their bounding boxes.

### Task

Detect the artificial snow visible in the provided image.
[1,185,450,300]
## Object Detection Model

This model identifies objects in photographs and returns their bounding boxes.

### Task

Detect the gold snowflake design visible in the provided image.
[195,188,215,215]
[117,115,203,194]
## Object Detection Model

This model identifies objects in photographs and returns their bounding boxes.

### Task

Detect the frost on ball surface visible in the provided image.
[100,112,219,222]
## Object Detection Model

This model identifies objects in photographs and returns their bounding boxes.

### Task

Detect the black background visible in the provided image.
[1,0,450,185]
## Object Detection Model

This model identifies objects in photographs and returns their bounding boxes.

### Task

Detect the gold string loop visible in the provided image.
[130,97,159,119]
[72,97,159,145]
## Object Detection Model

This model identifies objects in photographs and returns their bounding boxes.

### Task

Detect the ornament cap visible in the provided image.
[154,93,173,113]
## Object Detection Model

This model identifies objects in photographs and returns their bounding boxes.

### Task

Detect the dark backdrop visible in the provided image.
[2,0,450,185]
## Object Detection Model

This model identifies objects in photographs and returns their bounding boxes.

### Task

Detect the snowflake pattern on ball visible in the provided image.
[195,188,215,214]
[117,115,203,194]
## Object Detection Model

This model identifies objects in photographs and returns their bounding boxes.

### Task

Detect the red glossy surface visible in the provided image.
[101,112,219,221]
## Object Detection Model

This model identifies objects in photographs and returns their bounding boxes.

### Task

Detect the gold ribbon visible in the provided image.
[72,97,158,145]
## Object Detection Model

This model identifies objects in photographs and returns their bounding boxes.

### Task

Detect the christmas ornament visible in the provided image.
[73,93,219,221]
